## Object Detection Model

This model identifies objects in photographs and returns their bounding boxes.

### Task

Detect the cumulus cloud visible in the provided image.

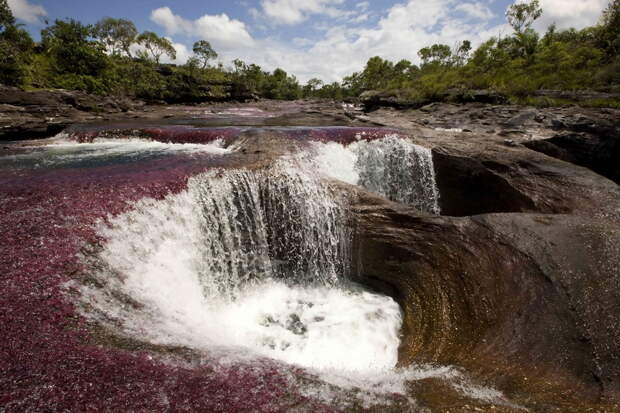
[213,0,509,83]
[250,0,606,82]
[258,0,350,25]
[529,0,608,31]
[7,0,46,24]
[456,2,495,20]
[149,0,608,84]
[163,40,193,64]
[356,2,370,12]
[150,7,254,48]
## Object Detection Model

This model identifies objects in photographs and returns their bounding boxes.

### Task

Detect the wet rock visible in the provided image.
[431,136,620,217]
[358,100,620,186]
[525,132,620,184]
[504,109,539,127]
[0,86,146,141]
[350,193,620,411]
[360,90,426,110]
[534,89,620,102]
[286,314,307,336]
[525,112,620,184]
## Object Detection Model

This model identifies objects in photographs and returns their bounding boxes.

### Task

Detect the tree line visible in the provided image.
[315,0,620,104]
[0,0,618,104]
[0,1,302,101]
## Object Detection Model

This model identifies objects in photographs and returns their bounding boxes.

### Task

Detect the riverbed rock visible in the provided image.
[0,86,147,140]
[350,192,620,412]
[360,101,620,187]
[3,98,620,412]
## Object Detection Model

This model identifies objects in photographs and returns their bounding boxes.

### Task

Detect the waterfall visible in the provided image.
[313,135,441,214]
[70,132,508,409]
[260,161,350,284]
[190,161,350,298]
[77,157,398,373]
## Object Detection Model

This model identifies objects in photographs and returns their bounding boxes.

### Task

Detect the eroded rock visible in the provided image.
[350,193,620,411]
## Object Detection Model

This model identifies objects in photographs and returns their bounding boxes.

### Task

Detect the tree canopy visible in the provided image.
[0,0,618,107]
[93,18,137,57]
[193,40,218,69]
[506,0,543,33]
[0,0,15,32]
[136,31,176,63]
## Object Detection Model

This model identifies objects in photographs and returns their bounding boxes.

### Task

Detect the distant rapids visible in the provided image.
[312,135,441,214]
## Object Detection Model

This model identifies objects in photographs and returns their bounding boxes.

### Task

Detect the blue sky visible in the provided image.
[8,0,610,82]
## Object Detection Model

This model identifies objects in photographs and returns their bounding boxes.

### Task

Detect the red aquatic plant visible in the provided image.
[0,151,336,412]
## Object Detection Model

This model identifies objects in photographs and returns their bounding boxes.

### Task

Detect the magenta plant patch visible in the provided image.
[0,151,335,413]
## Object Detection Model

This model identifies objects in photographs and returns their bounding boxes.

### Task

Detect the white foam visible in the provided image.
[77,163,389,374]
[311,141,360,185]
[2,136,231,166]
[74,157,507,408]
[312,135,441,214]
[47,136,231,155]
[206,107,275,118]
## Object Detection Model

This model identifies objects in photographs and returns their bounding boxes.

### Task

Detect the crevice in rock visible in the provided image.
[524,133,620,184]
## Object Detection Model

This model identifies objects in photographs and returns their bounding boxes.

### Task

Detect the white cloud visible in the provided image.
[456,2,495,20]
[258,0,349,25]
[350,13,369,23]
[193,14,255,48]
[150,7,255,48]
[149,0,608,84]
[528,0,608,31]
[7,0,46,24]
[151,7,193,35]
[292,37,314,47]
[356,2,370,11]
[162,40,192,64]
[213,0,509,83]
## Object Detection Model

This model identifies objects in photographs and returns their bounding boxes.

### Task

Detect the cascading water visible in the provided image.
[77,158,401,375]
[313,135,441,214]
[0,135,231,168]
[68,132,507,408]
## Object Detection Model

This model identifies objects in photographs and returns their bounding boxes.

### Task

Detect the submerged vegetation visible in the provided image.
[0,0,619,104]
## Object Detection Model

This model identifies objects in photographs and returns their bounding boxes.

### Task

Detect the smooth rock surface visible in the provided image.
[2,98,620,412]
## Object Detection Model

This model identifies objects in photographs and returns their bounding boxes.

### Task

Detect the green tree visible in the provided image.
[513,28,540,60]
[192,40,218,69]
[136,31,176,63]
[599,0,620,57]
[506,0,543,33]
[359,56,394,90]
[93,17,137,57]
[0,25,34,86]
[418,44,452,66]
[263,68,301,99]
[453,40,472,66]
[303,78,323,96]
[0,0,15,32]
[342,72,363,95]
[41,19,108,76]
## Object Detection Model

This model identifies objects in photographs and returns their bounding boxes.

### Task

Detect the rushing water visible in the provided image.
[78,159,402,375]
[0,136,231,169]
[313,135,441,214]
[49,132,507,409]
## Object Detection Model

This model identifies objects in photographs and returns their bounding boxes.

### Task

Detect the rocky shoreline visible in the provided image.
[2,88,620,412]
[6,86,618,185]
